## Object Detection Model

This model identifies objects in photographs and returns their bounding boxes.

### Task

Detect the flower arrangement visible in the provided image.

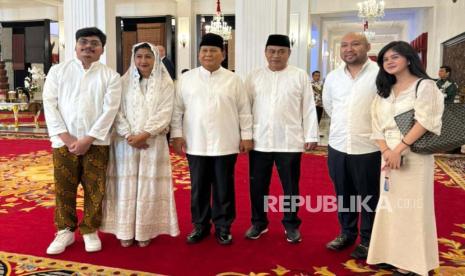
[24,66,46,101]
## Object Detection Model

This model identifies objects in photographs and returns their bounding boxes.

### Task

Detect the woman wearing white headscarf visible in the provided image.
[101,42,179,247]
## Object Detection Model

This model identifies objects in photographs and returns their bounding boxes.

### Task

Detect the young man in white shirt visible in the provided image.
[43,27,121,254]
[244,34,318,243]
[322,32,381,259]
[171,33,253,245]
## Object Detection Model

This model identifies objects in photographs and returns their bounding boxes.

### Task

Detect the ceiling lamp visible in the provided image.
[205,0,232,41]
[363,30,376,41]
[361,20,376,41]
[357,0,385,22]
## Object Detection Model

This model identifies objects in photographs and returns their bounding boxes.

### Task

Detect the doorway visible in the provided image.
[116,16,175,75]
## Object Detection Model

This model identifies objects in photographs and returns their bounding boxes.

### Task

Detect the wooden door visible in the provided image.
[121,23,166,73]
[122,31,137,73]
[137,23,165,47]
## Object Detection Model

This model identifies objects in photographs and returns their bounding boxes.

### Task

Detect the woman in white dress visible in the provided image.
[101,42,179,247]
[367,41,444,275]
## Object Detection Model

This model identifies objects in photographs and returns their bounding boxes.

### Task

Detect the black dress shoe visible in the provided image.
[285,228,302,243]
[392,270,417,276]
[375,263,395,270]
[326,234,356,251]
[186,227,210,244]
[350,244,368,259]
[215,231,232,245]
[245,225,269,240]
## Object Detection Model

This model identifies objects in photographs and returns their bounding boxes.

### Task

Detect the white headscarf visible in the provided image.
[117,42,173,136]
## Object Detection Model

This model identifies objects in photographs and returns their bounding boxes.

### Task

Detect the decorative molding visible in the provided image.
[34,0,63,7]
[442,31,465,91]
[443,31,465,47]
[235,0,290,78]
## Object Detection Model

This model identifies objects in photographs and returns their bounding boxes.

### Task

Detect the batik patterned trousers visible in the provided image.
[52,145,109,234]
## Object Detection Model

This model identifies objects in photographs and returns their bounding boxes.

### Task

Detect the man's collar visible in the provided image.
[266,65,289,73]
[74,57,100,70]
[344,58,371,78]
[200,65,222,76]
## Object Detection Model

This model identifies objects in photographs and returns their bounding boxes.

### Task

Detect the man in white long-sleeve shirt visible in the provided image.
[322,32,380,259]
[171,33,253,245]
[244,34,319,243]
[43,27,121,255]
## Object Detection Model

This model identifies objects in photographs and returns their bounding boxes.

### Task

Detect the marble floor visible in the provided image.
[2,117,464,155]
[318,113,330,146]
[1,116,330,141]
[0,124,48,138]
[1,117,331,143]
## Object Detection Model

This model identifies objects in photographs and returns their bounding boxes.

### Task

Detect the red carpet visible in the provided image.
[0,138,464,275]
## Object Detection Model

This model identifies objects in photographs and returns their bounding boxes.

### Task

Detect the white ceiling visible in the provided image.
[0,0,62,8]
[314,6,427,59]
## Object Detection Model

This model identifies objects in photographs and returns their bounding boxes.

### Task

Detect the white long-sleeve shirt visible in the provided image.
[322,59,379,154]
[246,65,319,152]
[170,66,253,156]
[43,58,122,148]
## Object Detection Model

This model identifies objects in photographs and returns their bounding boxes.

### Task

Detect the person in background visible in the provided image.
[43,27,121,255]
[436,65,458,103]
[100,42,179,248]
[311,70,324,124]
[156,45,176,80]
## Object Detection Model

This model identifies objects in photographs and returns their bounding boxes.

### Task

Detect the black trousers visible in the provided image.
[316,106,324,124]
[249,150,302,230]
[186,154,237,233]
[327,146,381,246]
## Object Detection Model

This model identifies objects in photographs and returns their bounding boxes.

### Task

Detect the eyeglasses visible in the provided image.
[77,38,102,48]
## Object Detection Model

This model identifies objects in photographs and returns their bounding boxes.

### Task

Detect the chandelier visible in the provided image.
[357,0,385,22]
[363,30,376,41]
[361,20,376,41]
[205,0,232,40]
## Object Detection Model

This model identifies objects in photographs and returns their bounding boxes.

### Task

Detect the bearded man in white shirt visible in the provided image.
[244,34,319,243]
[43,27,121,255]
[322,32,381,259]
[171,33,253,245]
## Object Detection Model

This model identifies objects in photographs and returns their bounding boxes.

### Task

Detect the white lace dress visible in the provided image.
[101,43,179,241]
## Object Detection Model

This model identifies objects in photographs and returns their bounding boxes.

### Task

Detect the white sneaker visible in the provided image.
[46,229,75,255]
[83,232,102,252]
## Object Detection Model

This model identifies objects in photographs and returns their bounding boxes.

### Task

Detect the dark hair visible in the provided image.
[181,68,190,74]
[134,43,152,54]
[312,70,321,76]
[376,41,430,98]
[440,65,452,76]
[75,27,107,47]
[133,43,154,80]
